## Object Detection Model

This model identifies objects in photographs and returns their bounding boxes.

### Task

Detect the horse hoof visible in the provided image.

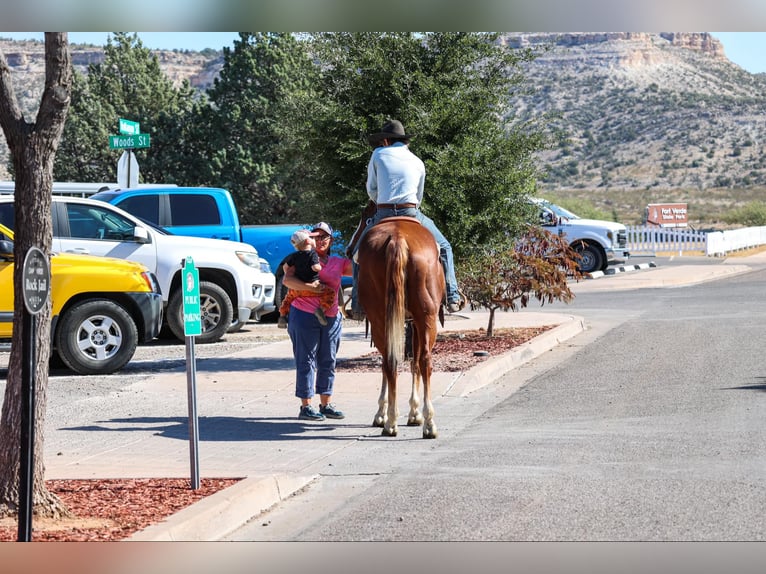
[381,428,397,437]
[372,418,385,428]
[422,430,438,439]
[406,417,423,427]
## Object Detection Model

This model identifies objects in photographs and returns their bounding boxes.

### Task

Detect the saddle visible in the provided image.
[376,215,421,225]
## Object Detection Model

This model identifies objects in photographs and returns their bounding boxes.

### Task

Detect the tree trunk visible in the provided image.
[486,306,496,338]
[0,33,72,519]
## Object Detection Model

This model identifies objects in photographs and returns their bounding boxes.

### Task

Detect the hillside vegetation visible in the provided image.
[502,32,766,226]
[3,32,766,228]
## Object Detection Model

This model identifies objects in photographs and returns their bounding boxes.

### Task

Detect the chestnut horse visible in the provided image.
[352,201,445,438]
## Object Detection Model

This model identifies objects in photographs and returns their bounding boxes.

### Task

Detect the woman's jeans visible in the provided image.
[287,307,342,399]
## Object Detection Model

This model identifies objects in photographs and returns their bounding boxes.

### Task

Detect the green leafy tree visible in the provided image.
[303,32,548,256]
[0,33,73,520]
[54,32,196,184]
[458,225,583,337]
[185,33,319,223]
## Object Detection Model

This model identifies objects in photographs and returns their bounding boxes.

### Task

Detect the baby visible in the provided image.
[278,229,334,327]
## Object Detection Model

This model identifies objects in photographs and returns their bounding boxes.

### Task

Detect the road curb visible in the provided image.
[443,314,586,397]
[126,473,318,541]
[589,262,657,279]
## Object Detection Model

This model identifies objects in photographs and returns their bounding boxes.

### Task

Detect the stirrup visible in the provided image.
[349,307,366,321]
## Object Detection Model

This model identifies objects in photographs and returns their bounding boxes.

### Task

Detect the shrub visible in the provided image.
[457,225,584,337]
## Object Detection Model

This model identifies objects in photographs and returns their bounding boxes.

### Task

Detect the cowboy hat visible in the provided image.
[368,119,414,146]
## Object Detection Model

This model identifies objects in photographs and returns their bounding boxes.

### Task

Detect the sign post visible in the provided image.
[18,247,50,542]
[110,118,150,187]
[182,257,201,489]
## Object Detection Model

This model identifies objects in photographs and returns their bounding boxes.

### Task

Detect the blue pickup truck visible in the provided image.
[91,186,351,321]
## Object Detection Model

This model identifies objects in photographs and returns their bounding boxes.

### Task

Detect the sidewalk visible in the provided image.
[39,308,581,541]
[42,256,759,541]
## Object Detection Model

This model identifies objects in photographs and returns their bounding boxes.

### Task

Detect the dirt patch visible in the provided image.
[337,326,553,373]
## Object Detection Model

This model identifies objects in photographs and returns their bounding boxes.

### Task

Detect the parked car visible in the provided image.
[0,196,275,343]
[90,185,350,321]
[0,223,163,375]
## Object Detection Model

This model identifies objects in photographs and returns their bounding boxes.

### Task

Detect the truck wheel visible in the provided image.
[167,280,234,344]
[55,300,138,375]
[573,242,604,274]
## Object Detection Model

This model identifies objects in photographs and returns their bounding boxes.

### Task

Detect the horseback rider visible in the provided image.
[349,119,462,320]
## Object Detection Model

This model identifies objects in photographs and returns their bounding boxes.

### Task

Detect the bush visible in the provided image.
[722,202,766,226]
[457,225,584,337]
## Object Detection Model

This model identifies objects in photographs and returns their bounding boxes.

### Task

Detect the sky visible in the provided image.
[1,31,765,74]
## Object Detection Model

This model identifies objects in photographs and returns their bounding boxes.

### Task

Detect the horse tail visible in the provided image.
[385,235,408,368]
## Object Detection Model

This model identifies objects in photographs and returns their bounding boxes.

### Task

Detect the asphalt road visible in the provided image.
[224,258,766,541]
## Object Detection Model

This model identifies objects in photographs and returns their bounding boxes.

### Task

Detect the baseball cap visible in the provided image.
[312,222,333,236]
[290,229,313,247]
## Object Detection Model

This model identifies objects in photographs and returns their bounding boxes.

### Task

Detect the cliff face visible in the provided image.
[0,38,220,91]
[500,32,766,197]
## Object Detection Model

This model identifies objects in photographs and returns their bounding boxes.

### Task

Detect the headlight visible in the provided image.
[236,251,261,268]
[259,258,272,274]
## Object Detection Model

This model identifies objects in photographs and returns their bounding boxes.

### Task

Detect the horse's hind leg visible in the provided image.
[407,361,424,426]
[420,350,437,439]
[423,392,439,438]
[372,374,387,427]
[382,368,399,437]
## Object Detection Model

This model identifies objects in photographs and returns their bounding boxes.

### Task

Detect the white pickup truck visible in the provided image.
[532,198,630,273]
[0,195,275,344]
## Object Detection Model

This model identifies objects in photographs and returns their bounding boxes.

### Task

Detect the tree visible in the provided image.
[0,33,73,518]
[54,32,196,184]
[188,32,319,223]
[457,225,583,337]
[303,32,547,255]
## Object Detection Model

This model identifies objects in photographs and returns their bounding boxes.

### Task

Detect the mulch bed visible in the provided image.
[336,326,553,373]
[0,478,241,542]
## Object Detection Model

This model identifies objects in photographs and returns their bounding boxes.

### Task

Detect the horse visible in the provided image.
[351,201,445,438]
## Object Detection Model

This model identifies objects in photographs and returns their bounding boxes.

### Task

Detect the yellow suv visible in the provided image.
[0,223,162,375]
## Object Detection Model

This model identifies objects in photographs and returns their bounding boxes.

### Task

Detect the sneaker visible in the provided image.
[298,405,325,421]
[319,403,345,419]
[277,315,288,329]
[314,307,328,326]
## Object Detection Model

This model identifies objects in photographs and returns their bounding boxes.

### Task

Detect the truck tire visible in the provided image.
[55,299,138,375]
[167,280,234,344]
[573,242,605,274]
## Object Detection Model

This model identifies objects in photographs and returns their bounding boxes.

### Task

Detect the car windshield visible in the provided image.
[539,200,580,220]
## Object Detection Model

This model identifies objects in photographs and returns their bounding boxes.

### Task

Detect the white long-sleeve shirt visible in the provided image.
[366,142,425,206]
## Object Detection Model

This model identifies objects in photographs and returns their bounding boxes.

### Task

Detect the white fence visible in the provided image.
[625,225,766,257]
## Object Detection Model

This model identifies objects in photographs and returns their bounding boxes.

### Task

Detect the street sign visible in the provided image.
[109,134,151,149]
[182,257,202,336]
[22,247,49,315]
[119,118,140,135]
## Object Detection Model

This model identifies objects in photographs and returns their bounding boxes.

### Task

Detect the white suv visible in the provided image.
[0,196,275,344]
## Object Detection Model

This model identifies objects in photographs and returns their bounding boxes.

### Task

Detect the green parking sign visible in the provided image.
[182,257,201,336]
